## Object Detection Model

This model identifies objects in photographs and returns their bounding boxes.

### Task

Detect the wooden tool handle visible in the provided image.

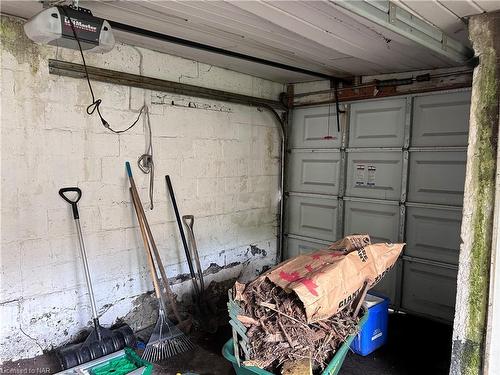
[126,164,183,323]
[130,188,161,300]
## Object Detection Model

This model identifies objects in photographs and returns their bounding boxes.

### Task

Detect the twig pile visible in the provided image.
[236,278,360,372]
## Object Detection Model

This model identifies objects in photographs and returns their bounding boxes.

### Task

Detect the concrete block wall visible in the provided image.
[0,16,283,361]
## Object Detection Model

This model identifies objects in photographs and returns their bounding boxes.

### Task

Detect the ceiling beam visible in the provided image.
[333,0,474,64]
[292,67,472,107]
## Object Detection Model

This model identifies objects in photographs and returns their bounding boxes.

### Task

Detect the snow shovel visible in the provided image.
[56,187,136,370]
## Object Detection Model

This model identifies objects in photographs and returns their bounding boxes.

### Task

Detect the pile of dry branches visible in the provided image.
[236,278,360,372]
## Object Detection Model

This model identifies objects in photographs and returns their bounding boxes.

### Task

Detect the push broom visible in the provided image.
[126,162,194,362]
[56,188,136,370]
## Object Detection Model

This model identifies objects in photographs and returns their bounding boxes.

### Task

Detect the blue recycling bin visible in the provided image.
[350,293,389,356]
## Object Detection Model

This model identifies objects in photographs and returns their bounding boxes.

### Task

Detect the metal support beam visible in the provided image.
[292,68,472,107]
[333,0,473,64]
[48,59,287,111]
[48,57,288,269]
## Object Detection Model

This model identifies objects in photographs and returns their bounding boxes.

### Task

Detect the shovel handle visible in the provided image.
[59,187,82,219]
[166,175,201,299]
[182,215,194,230]
[125,161,133,178]
[182,215,205,293]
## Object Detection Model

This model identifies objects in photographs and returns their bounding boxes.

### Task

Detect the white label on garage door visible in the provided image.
[367,165,376,187]
[355,164,365,186]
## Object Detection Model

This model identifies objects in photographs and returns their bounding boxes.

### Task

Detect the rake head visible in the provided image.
[142,310,195,362]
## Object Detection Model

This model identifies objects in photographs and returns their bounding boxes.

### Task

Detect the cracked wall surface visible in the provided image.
[0,15,284,361]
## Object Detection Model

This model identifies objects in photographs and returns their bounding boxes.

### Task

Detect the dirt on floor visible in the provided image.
[150,325,234,375]
[0,311,451,375]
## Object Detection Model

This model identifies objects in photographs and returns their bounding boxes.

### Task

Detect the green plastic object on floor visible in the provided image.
[222,310,368,375]
[90,347,153,375]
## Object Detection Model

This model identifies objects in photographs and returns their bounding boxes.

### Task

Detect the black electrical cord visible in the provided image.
[59,6,144,133]
[137,106,154,210]
[333,80,341,133]
[60,6,155,208]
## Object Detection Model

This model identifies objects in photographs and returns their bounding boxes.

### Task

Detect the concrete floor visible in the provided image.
[0,312,451,375]
[341,312,452,375]
[145,325,234,375]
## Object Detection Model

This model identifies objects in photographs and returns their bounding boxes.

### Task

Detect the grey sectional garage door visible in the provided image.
[285,105,343,260]
[285,90,470,322]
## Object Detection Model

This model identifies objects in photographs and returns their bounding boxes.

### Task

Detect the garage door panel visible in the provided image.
[287,195,339,241]
[346,151,403,200]
[287,151,341,195]
[342,199,400,303]
[402,261,457,322]
[288,91,469,322]
[285,237,330,259]
[291,106,342,148]
[412,91,471,147]
[349,98,406,148]
[344,200,400,243]
[408,151,466,206]
[370,261,399,303]
[406,205,462,265]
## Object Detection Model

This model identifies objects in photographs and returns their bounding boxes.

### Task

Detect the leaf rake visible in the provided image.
[127,162,194,362]
[142,304,195,362]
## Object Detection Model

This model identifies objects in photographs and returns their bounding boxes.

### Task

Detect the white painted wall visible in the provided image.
[293,80,330,95]
[0,16,283,361]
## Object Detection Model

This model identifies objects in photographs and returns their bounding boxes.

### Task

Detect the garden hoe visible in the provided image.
[56,187,135,370]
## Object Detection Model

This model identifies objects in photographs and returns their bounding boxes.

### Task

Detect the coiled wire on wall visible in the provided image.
[61,5,156,209]
[137,106,154,210]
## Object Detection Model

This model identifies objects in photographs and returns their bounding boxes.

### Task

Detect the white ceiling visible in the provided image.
[396,0,499,44]
[1,1,498,83]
